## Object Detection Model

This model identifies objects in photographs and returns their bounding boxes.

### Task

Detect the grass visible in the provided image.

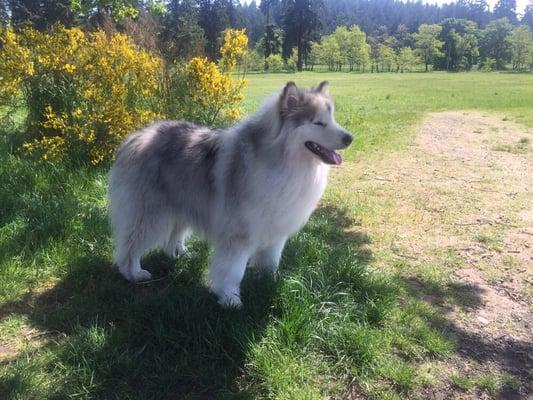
[1,71,532,399]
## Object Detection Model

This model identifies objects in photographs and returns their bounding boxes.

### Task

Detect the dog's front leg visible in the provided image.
[208,245,251,308]
[249,238,287,275]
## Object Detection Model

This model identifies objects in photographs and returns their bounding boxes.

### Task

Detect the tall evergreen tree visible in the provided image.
[198,0,231,59]
[281,0,323,71]
[162,0,206,60]
[493,0,517,24]
[10,0,75,29]
[0,0,8,26]
[522,1,533,30]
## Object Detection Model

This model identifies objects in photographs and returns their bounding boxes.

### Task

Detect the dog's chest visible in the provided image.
[252,163,328,238]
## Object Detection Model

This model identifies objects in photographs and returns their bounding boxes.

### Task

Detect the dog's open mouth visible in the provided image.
[305,141,342,165]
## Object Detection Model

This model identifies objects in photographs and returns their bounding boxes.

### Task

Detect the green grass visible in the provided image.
[243,71,533,158]
[1,71,532,399]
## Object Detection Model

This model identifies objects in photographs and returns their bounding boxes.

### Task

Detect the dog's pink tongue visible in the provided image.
[332,151,342,165]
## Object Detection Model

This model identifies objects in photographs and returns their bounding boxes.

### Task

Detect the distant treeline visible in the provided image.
[1,0,533,71]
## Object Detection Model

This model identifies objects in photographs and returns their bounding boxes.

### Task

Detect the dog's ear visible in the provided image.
[281,81,299,111]
[316,81,329,95]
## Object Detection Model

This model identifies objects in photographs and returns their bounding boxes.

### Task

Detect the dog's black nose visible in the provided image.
[342,134,353,146]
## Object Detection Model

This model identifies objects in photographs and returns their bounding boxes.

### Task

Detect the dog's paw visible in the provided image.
[164,241,188,258]
[210,287,242,309]
[119,267,152,282]
[218,293,243,309]
[131,269,153,282]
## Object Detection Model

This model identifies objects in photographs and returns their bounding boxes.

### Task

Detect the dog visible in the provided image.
[108,81,353,307]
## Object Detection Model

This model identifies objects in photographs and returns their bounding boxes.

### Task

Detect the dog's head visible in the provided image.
[278,81,353,165]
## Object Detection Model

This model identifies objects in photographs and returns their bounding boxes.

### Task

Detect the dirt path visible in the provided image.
[340,111,532,398]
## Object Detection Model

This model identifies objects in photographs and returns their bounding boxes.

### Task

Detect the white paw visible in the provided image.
[164,241,187,258]
[210,287,242,308]
[119,267,152,282]
[175,242,188,256]
[249,258,279,276]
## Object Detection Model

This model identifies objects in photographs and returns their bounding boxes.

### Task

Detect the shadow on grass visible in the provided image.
[402,276,532,398]
[1,138,525,398]
[0,193,375,399]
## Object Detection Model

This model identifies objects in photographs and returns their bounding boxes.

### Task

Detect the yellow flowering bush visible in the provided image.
[0,25,249,165]
[219,28,249,72]
[162,29,248,127]
[1,25,161,165]
[0,26,33,102]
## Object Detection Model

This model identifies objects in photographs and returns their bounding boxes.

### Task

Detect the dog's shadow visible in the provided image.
[0,205,372,399]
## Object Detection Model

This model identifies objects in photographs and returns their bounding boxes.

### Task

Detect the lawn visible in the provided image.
[0,71,532,399]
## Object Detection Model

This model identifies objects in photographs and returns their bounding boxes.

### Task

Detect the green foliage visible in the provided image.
[243,49,265,72]
[435,18,479,71]
[509,25,533,70]
[414,24,444,71]
[320,33,342,71]
[286,47,298,72]
[261,23,284,58]
[479,57,497,70]
[316,25,370,72]
[160,0,206,61]
[397,47,420,72]
[72,0,140,21]
[479,18,513,70]
[377,44,397,72]
[265,53,284,72]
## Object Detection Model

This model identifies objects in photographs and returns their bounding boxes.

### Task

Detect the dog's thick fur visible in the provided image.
[108,81,353,307]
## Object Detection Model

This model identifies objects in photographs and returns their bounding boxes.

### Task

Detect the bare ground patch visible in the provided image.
[334,111,532,398]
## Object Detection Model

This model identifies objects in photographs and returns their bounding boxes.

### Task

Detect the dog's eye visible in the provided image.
[313,121,326,127]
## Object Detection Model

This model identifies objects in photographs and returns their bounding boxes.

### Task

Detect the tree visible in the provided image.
[320,33,341,70]
[509,25,533,70]
[10,0,76,29]
[493,0,517,24]
[307,41,321,70]
[397,47,419,72]
[0,0,8,26]
[458,0,490,27]
[479,18,513,69]
[281,0,323,71]
[435,18,479,71]
[377,44,396,72]
[262,23,284,58]
[161,0,206,60]
[414,24,444,71]
[522,1,533,30]
[71,0,140,23]
[340,25,370,71]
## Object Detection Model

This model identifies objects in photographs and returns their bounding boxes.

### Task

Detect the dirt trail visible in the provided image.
[347,111,532,398]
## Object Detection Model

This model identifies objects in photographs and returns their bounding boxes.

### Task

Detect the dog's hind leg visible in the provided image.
[249,238,287,275]
[208,244,251,308]
[163,226,190,258]
[113,212,173,282]
[118,252,152,283]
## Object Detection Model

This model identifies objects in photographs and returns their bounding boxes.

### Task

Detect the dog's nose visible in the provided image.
[342,134,353,146]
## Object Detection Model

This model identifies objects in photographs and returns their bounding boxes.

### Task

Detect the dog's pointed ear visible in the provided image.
[281,81,298,111]
[316,81,329,95]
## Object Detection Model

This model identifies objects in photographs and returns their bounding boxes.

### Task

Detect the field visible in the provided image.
[1,72,532,399]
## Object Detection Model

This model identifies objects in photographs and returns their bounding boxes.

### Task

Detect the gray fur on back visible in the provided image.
[110,120,221,239]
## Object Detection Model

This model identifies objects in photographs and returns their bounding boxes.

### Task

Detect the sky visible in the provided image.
[241,0,530,16]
